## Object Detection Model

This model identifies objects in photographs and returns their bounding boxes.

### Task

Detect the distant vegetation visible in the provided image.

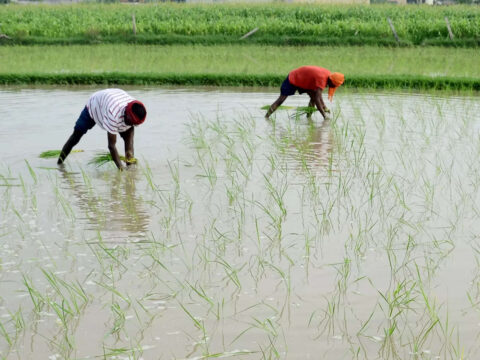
[0,4,479,46]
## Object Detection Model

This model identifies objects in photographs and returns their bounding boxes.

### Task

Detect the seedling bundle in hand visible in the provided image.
[261,105,318,118]
[89,152,138,167]
[39,150,137,167]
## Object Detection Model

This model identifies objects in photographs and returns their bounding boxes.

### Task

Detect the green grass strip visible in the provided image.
[2,35,479,48]
[2,73,479,91]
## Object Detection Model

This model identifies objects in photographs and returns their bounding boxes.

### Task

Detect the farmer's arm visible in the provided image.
[107,132,124,170]
[266,95,288,119]
[310,89,328,119]
[120,127,135,166]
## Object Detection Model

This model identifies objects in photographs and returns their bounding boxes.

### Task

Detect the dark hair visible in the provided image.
[132,103,146,120]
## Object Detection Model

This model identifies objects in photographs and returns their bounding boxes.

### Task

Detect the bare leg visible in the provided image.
[265,95,288,119]
[57,129,84,164]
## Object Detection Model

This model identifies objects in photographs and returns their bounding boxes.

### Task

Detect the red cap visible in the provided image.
[125,100,146,125]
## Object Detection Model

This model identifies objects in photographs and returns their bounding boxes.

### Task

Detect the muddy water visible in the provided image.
[1,87,480,359]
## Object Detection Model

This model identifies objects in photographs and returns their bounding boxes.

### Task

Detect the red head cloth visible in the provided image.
[328,72,345,101]
[125,100,146,125]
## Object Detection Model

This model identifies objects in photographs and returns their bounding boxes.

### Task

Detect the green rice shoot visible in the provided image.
[39,149,84,158]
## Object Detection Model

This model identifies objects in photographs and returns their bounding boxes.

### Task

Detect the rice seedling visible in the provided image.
[0,320,12,348]
[39,149,83,159]
[41,269,89,315]
[0,307,24,353]
[23,274,46,314]
[52,184,76,221]
[260,105,295,111]
[24,160,37,185]
[194,151,217,189]
[88,152,137,167]
[109,301,126,340]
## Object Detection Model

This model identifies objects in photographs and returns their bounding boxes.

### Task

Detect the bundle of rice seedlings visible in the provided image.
[260,105,295,111]
[261,105,317,118]
[292,106,317,117]
[39,149,84,158]
[89,152,137,167]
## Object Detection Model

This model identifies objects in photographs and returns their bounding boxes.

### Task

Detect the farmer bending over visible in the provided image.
[265,66,344,120]
[57,89,147,170]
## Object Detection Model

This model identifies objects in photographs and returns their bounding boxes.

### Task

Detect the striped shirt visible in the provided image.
[86,89,135,134]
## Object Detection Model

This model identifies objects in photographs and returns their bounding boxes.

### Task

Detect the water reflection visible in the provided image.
[57,166,149,238]
[303,119,333,169]
[272,118,333,173]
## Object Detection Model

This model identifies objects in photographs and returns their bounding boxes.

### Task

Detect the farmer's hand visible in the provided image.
[324,107,331,114]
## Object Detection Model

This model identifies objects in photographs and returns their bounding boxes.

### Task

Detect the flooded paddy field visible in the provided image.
[1,87,480,359]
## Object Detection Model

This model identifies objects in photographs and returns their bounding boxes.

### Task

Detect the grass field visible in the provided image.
[1,44,479,78]
[1,44,479,89]
[1,3,480,46]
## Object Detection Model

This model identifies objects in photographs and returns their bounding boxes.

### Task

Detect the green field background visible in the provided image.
[1,3,480,89]
[1,44,478,77]
[1,4,480,46]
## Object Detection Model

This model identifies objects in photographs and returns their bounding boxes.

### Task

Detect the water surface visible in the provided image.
[1,86,480,359]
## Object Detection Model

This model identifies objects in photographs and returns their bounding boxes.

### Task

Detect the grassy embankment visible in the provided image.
[1,44,479,90]
[1,4,479,89]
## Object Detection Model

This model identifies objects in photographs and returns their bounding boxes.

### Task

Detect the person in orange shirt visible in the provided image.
[265,66,344,120]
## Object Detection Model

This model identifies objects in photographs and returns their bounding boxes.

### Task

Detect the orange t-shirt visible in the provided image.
[288,66,331,91]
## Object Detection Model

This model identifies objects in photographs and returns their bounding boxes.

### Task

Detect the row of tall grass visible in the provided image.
[1,73,479,90]
[1,4,480,46]
[4,33,479,48]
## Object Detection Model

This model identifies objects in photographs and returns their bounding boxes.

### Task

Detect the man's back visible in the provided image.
[288,66,331,91]
[87,89,134,134]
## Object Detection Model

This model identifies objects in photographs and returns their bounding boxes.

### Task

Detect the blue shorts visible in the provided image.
[74,106,96,135]
[280,76,308,96]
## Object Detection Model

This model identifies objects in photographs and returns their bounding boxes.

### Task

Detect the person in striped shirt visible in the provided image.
[57,89,147,170]
[265,66,344,120]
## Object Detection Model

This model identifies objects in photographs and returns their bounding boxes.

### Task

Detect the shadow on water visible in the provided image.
[57,165,150,239]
